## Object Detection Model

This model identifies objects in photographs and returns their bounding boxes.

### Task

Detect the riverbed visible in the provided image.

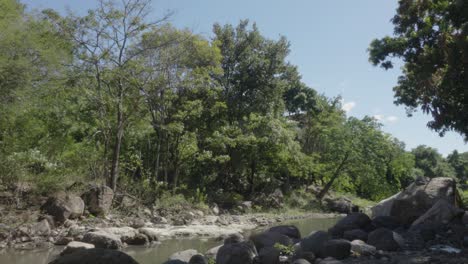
[0,216,340,264]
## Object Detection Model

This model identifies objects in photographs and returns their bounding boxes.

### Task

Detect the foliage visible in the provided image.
[1,0,466,209]
[369,0,468,139]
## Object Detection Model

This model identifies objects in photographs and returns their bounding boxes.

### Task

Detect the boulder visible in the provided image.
[48,248,138,264]
[350,240,376,256]
[250,231,292,252]
[169,249,199,262]
[216,241,257,264]
[125,233,149,245]
[189,254,208,264]
[343,229,367,242]
[81,231,122,249]
[371,216,401,230]
[258,246,281,264]
[223,233,244,244]
[316,258,343,264]
[205,245,222,259]
[292,260,311,264]
[60,241,95,256]
[41,193,85,223]
[411,199,464,227]
[371,177,460,225]
[328,213,371,238]
[367,228,404,251]
[138,228,158,242]
[324,197,358,214]
[268,225,301,240]
[82,185,114,216]
[318,239,351,260]
[301,231,330,254]
[31,219,51,236]
[293,250,315,263]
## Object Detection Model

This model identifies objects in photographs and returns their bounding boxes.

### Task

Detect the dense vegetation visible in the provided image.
[0,0,467,207]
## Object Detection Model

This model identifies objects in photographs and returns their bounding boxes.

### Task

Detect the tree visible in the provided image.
[369,0,468,139]
[53,0,171,191]
[447,150,468,182]
[411,145,455,178]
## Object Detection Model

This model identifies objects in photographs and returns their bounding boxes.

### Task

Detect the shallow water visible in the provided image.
[0,217,340,264]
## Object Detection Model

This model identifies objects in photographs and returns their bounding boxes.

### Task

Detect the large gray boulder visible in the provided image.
[81,230,122,249]
[371,177,460,225]
[317,239,351,260]
[328,213,371,238]
[268,225,301,240]
[411,199,464,227]
[301,231,330,254]
[48,248,138,264]
[250,231,292,252]
[216,241,257,264]
[367,228,404,251]
[258,246,281,264]
[350,240,376,256]
[41,193,84,223]
[324,197,358,214]
[82,185,114,216]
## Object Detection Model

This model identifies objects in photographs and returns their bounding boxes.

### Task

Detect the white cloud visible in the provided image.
[372,114,399,124]
[342,101,356,113]
[373,114,384,121]
[386,116,399,123]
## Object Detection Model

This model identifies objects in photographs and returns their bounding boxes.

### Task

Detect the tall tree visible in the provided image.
[53,0,171,191]
[369,0,468,139]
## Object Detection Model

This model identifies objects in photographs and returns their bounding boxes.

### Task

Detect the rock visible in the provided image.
[268,225,301,240]
[240,201,253,212]
[189,254,207,264]
[48,248,138,264]
[125,233,149,245]
[169,249,199,262]
[318,239,351,260]
[343,229,367,242]
[82,185,114,216]
[350,240,376,256]
[81,230,122,249]
[328,213,371,238]
[212,204,220,215]
[250,231,292,252]
[216,241,257,264]
[293,250,315,263]
[55,237,74,245]
[31,219,51,236]
[462,212,468,225]
[411,199,464,226]
[60,241,95,256]
[292,259,311,264]
[316,257,343,264]
[41,193,85,223]
[205,245,222,259]
[130,218,146,229]
[258,246,281,264]
[367,228,404,251]
[224,233,244,244]
[301,231,330,254]
[371,216,401,230]
[138,228,159,242]
[324,197,358,214]
[100,227,138,243]
[371,177,460,225]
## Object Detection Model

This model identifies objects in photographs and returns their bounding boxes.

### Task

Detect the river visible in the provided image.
[0,216,340,264]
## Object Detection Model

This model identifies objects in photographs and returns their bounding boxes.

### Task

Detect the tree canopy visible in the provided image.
[369,0,468,140]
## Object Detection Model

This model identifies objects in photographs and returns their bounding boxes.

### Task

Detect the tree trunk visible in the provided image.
[316,152,350,200]
[110,102,124,192]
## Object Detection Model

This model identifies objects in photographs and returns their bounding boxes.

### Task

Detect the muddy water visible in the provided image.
[0,217,340,264]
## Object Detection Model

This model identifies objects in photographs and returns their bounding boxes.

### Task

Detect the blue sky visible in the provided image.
[23,0,468,156]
